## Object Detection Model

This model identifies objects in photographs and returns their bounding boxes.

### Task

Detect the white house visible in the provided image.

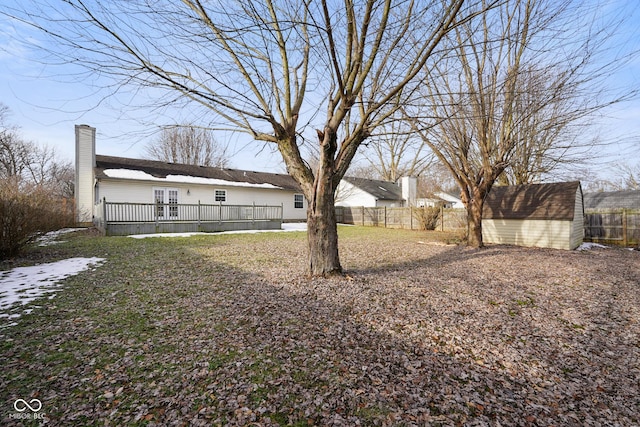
[74,125,308,232]
[335,176,417,207]
[482,181,584,250]
[416,191,465,209]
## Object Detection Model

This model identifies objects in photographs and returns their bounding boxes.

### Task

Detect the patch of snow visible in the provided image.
[37,228,87,247]
[103,169,282,189]
[281,223,307,232]
[128,223,307,239]
[0,257,105,321]
[576,242,608,251]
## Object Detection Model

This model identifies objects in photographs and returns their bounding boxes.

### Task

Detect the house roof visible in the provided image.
[435,191,462,204]
[583,190,640,210]
[94,155,301,191]
[483,181,582,220]
[342,176,403,201]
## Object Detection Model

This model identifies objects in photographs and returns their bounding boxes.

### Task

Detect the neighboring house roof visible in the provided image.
[436,191,461,201]
[341,176,403,201]
[434,191,464,207]
[94,155,301,192]
[583,190,640,210]
[483,181,582,220]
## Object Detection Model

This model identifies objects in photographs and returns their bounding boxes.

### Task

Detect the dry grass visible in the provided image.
[1,226,639,426]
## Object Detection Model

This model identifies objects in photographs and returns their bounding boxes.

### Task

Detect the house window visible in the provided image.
[294,194,304,209]
[215,189,227,202]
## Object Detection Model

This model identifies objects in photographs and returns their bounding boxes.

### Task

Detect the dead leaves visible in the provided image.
[1,231,639,426]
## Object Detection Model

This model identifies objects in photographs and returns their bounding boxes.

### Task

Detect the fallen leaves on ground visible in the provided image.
[1,228,638,426]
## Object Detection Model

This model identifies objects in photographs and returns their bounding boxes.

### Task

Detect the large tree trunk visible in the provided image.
[466,196,484,248]
[307,131,342,277]
[306,174,342,277]
[460,184,488,249]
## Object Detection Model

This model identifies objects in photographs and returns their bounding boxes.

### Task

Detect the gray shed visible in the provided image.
[482,181,584,250]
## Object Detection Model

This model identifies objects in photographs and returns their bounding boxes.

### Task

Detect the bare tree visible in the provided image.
[0,103,29,179]
[404,0,636,247]
[144,125,229,168]
[586,162,640,191]
[363,116,434,182]
[6,0,486,275]
[0,103,74,195]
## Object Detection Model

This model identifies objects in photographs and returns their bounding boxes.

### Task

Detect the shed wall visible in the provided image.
[482,219,572,250]
[570,186,585,249]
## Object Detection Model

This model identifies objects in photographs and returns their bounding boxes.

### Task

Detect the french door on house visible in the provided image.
[153,188,179,219]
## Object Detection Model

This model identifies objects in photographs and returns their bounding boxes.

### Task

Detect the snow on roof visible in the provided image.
[103,169,282,189]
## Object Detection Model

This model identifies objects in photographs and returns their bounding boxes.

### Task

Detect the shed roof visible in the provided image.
[94,155,301,191]
[483,181,582,220]
[342,176,403,201]
[583,190,640,210]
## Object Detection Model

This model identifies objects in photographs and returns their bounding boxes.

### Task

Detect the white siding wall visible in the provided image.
[335,181,377,207]
[75,125,96,223]
[482,219,572,250]
[98,179,307,220]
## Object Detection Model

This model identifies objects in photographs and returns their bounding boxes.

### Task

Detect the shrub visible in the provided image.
[0,178,75,259]
[413,206,441,231]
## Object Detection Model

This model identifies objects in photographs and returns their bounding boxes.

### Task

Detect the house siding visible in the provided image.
[482,219,572,250]
[98,179,307,221]
[335,181,378,207]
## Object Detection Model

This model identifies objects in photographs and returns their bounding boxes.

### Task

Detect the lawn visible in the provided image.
[1,226,639,426]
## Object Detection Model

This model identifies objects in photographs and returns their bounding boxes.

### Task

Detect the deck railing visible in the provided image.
[94,198,283,235]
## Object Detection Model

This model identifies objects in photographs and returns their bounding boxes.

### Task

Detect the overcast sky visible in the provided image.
[0,1,639,181]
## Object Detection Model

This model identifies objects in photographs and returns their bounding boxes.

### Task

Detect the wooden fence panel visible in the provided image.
[335,206,466,232]
[584,209,640,247]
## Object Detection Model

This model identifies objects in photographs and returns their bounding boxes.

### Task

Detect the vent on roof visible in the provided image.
[378,186,388,191]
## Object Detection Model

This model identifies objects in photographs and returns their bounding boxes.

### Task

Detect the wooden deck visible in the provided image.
[94,199,283,236]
